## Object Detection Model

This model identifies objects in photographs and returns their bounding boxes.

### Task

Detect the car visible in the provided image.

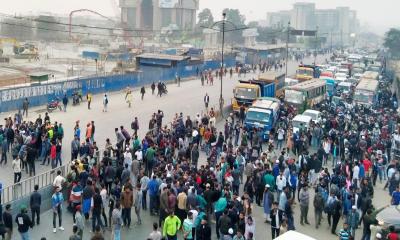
[302,109,322,124]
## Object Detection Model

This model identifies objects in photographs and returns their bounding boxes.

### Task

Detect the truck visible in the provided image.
[258,72,286,98]
[244,98,280,140]
[295,64,321,81]
[232,79,276,113]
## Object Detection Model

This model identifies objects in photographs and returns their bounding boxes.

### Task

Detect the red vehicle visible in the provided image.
[320,71,334,78]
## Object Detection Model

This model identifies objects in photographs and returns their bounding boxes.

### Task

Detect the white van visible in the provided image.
[292,114,312,134]
[303,109,322,124]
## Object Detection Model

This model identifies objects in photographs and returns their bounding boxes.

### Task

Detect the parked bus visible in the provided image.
[284,78,326,113]
[353,78,379,106]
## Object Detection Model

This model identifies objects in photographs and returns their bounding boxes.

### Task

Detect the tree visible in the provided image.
[223,9,245,27]
[247,21,259,28]
[197,8,214,27]
[384,28,400,58]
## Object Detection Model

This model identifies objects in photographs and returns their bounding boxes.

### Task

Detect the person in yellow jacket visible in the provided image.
[163,210,181,240]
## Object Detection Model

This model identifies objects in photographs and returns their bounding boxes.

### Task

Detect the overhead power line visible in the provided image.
[0,21,151,38]
[0,12,194,33]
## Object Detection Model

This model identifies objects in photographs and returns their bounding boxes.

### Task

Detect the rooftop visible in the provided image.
[136,53,190,61]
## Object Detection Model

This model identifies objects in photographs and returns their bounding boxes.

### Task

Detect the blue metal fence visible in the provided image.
[0,57,236,113]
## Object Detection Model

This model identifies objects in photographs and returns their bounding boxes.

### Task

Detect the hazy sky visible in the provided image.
[1,0,399,33]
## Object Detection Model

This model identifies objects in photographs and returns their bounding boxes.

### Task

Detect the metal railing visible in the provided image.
[1,162,72,204]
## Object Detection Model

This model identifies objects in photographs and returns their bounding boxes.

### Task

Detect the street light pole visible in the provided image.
[219,13,226,117]
[285,21,290,78]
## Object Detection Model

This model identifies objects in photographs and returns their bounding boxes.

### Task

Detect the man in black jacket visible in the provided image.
[196,217,211,240]
[270,201,283,239]
[15,206,33,239]
[29,184,41,226]
[3,204,13,240]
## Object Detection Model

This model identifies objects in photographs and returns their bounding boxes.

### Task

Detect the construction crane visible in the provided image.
[69,9,115,40]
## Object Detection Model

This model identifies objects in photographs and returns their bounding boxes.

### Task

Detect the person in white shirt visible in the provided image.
[276,172,287,199]
[53,170,65,190]
[148,222,162,240]
[135,149,143,162]
[123,148,132,169]
[353,161,360,187]
[277,128,285,150]
[12,156,22,183]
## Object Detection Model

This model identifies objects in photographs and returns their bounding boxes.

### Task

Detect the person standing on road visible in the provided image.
[29,184,41,226]
[86,92,92,110]
[299,185,310,225]
[140,86,146,100]
[92,187,105,233]
[52,186,64,233]
[3,204,13,240]
[151,82,156,95]
[125,88,133,108]
[204,93,209,110]
[120,186,134,228]
[12,156,22,183]
[134,183,143,225]
[15,206,32,240]
[162,210,181,240]
[62,94,68,112]
[112,202,123,240]
[103,93,109,112]
[22,98,29,117]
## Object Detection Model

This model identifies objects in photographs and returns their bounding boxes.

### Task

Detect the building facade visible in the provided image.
[267,11,291,29]
[120,0,199,31]
[291,2,316,30]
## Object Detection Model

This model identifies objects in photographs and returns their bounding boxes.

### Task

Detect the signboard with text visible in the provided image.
[159,0,179,8]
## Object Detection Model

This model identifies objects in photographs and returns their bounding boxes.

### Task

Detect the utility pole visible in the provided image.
[314,26,318,64]
[219,13,226,117]
[285,21,290,78]
[340,29,343,52]
[330,32,333,52]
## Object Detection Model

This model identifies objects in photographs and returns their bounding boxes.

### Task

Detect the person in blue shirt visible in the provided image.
[148,175,160,215]
[52,186,64,233]
[391,185,400,205]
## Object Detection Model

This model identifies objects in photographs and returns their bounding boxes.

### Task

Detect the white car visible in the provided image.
[303,109,322,124]
[292,114,312,134]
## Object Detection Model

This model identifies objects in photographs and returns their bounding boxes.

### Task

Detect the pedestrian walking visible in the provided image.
[86,92,92,110]
[29,185,41,226]
[74,205,84,240]
[15,206,32,240]
[134,183,143,225]
[69,225,81,240]
[3,204,13,240]
[148,222,162,240]
[299,185,310,225]
[120,186,133,228]
[125,88,133,108]
[112,202,123,240]
[12,156,22,183]
[140,86,145,100]
[204,93,209,110]
[151,82,155,95]
[52,186,64,233]
[103,93,109,112]
[22,98,29,117]
[62,94,68,112]
[162,210,181,240]
[92,187,105,233]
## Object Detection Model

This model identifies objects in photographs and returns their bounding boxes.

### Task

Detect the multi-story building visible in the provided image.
[291,2,316,30]
[266,2,360,46]
[267,11,291,29]
[119,0,199,31]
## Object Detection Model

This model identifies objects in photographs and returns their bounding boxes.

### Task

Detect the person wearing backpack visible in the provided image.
[313,187,324,229]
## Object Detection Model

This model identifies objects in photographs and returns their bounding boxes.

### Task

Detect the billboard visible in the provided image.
[159,0,179,8]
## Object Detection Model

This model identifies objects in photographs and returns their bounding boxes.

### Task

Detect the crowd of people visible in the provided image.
[0,52,399,240]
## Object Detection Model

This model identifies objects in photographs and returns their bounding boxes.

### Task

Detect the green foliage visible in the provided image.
[223,8,246,27]
[197,8,214,28]
[384,28,400,58]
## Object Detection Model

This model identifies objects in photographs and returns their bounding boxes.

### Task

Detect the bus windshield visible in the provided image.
[246,110,270,123]
[235,87,257,99]
[354,91,372,104]
[285,90,303,104]
[297,69,314,76]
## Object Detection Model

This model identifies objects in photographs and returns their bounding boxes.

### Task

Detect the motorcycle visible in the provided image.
[72,91,82,105]
[47,98,62,112]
